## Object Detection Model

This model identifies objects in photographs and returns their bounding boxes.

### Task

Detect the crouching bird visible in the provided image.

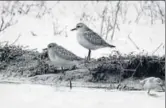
[47,43,85,74]
[140,77,165,95]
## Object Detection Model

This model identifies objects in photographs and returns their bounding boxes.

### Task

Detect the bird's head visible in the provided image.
[47,43,58,49]
[71,23,88,31]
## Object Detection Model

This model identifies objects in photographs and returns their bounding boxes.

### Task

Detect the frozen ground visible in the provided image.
[0,83,164,108]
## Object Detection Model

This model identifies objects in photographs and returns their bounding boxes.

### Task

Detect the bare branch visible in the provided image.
[24,4,33,14]
[105,16,113,40]
[152,43,163,55]
[11,34,21,45]
[0,17,4,32]
[134,3,144,23]
[130,61,142,78]
[111,1,121,40]
[156,2,165,24]
[100,6,107,36]
[0,16,18,33]
[128,33,140,50]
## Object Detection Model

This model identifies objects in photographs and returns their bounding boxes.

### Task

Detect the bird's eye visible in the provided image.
[77,25,81,28]
[49,45,52,48]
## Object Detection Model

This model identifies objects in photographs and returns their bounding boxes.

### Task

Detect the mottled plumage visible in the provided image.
[140,77,164,94]
[54,44,82,61]
[83,29,115,47]
[71,23,115,60]
[47,43,83,68]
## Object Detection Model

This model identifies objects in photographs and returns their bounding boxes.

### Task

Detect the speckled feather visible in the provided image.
[53,45,83,61]
[83,28,113,47]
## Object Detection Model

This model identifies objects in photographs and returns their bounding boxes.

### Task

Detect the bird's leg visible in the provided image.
[61,67,65,75]
[87,49,91,61]
[71,65,77,70]
[69,78,72,90]
[147,89,151,94]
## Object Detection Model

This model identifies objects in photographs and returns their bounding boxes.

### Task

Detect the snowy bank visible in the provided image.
[0,83,165,108]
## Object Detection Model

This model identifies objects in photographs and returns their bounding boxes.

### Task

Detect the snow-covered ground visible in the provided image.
[0,16,164,58]
[0,83,164,108]
[0,1,165,59]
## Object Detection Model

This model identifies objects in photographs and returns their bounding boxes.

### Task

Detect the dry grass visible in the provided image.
[0,44,165,88]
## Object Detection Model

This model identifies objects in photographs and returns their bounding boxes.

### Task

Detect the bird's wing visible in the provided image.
[83,29,110,46]
[55,45,82,61]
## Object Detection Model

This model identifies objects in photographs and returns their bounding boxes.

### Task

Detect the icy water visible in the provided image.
[0,83,165,108]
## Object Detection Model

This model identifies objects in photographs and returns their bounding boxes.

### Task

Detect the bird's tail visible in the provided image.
[74,59,89,69]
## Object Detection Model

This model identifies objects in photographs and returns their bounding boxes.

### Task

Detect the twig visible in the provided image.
[130,61,142,78]
[100,5,107,36]
[112,49,142,79]
[25,4,33,14]
[128,33,140,50]
[124,69,136,72]
[156,2,165,23]
[0,16,18,33]
[11,34,21,45]
[134,2,144,23]
[111,1,121,40]
[152,43,163,55]
[0,17,4,32]
[31,31,37,36]
[105,16,113,40]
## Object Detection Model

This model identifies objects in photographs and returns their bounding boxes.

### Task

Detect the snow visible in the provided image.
[0,16,164,59]
[0,83,165,108]
[0,1,165,59]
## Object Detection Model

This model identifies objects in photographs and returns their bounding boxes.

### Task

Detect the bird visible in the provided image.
[71,23,116,61]
[139,77,165,95]
[47,43,84,74]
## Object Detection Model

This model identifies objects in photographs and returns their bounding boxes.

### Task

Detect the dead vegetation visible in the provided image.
[0,43,59,77]
[0,44,164,84]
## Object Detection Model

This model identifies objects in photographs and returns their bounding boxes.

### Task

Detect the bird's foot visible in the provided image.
[71,65,77,70]
[61,67,66,75]
[84,56,90,63]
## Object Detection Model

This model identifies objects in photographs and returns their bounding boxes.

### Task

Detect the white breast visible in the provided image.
[76,32,101,50]
[48,49,78,68]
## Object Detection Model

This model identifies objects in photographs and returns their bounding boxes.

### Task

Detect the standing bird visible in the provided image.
[140,77,165,95]
[47,43,84,73]
[71,23,116,61]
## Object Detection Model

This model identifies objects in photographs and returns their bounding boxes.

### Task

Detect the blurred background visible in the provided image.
[0,1,165,59]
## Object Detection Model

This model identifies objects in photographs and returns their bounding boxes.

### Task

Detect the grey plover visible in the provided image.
[47,43,83,73]
[140,77,165,94]
[71,23,115,61]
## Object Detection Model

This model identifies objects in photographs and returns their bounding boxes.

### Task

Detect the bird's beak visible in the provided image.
[71,28,77,31]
